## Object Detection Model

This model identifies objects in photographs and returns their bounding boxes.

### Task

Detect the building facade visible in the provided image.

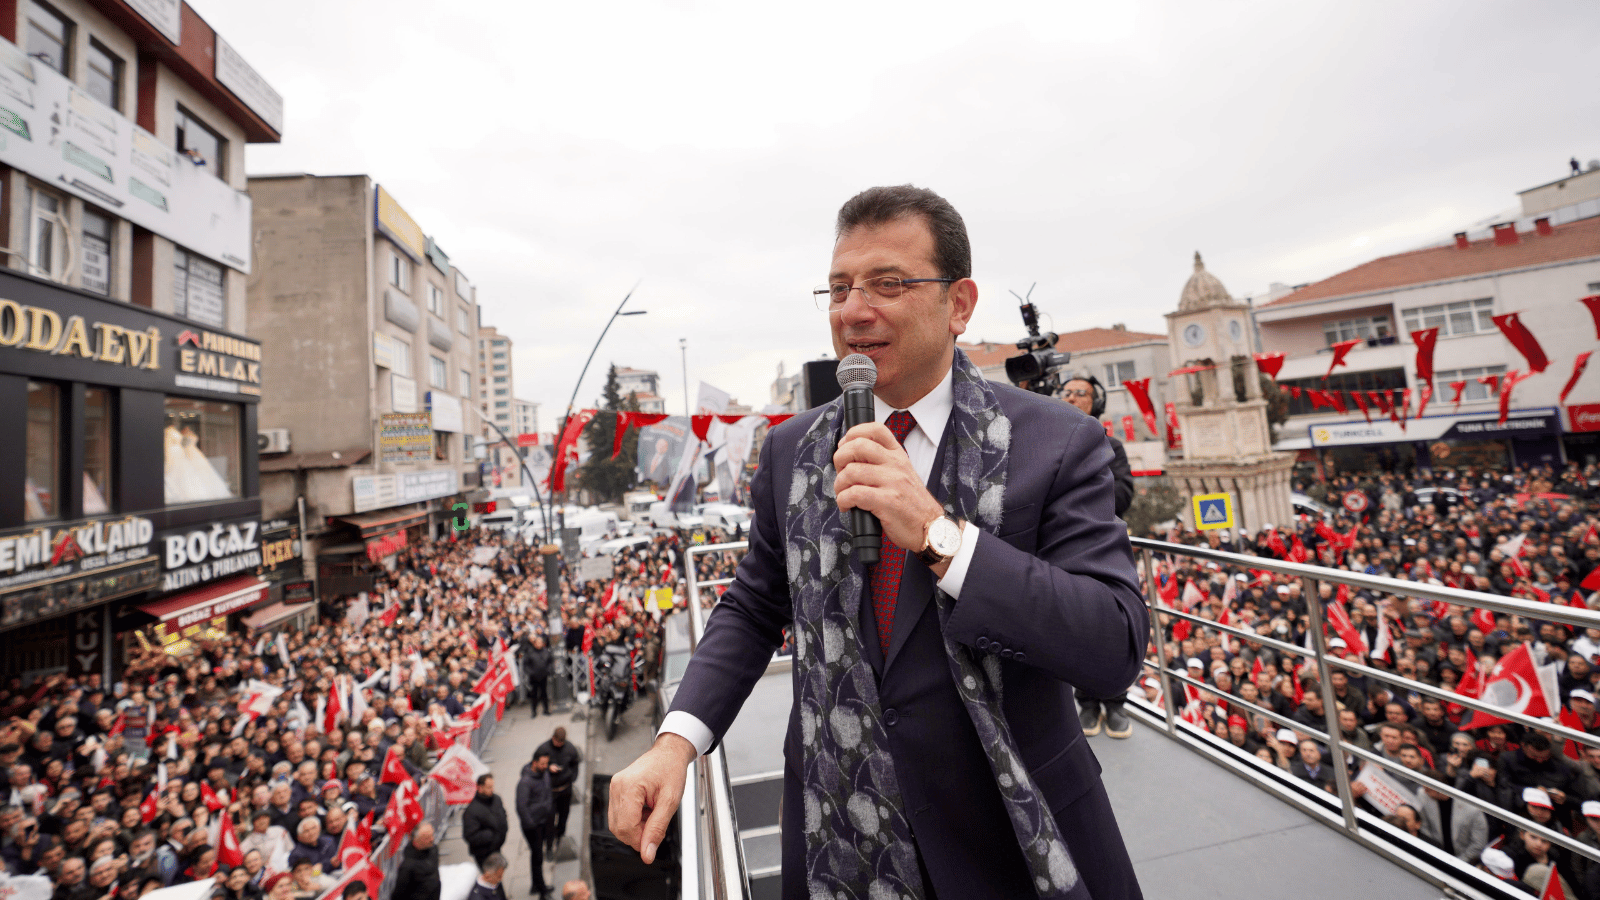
[1257,167,1600,477]
[615,366,665,413]
[476,324,522,485]
[0,0,283,681]
[247,174,483,597]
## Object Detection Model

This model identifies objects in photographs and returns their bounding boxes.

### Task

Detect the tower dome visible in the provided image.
[1178,251,1232,312]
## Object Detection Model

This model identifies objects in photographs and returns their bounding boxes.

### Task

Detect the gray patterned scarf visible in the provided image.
[785,348,1084,899]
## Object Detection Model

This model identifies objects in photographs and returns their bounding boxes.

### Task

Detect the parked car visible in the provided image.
[1291,492,1335,521]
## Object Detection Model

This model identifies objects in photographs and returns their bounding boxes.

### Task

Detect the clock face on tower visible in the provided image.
[1227,319,1244,343]
[1182,323,1207,348]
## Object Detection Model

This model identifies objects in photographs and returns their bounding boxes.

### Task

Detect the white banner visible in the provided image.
[351,469,459,513]
[0,38,251,271]
[428,392,464,433]
[1353,763,1418,815]
[213,36,283,134]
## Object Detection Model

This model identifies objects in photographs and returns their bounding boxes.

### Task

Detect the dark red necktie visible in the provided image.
[870,410,917,656]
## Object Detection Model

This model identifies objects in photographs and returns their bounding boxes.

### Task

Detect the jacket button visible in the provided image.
[1014,651,1027,663]
[883,708,898,727]
[1000,649,1014,660]
[975,637,990,650]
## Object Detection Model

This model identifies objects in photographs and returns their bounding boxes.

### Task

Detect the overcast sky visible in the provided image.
[208,0,1599,431]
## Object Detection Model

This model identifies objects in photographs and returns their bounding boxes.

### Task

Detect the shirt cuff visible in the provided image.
[935,521,982,601]
[658,710,713,756]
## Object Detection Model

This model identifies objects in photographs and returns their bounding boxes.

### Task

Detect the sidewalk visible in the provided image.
[436,697,589,898]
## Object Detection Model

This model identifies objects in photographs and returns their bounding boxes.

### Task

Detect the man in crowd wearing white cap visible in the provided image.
[1479,846,1536,894]
[1571,800,1600,889]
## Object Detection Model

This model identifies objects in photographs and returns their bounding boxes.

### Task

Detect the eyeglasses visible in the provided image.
[1062,389,1093,398]
[812,275,955,311]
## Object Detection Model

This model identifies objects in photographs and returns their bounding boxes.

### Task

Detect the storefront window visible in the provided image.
[83,388,112,514]
[25,382,59,521]
[163,398,240,504]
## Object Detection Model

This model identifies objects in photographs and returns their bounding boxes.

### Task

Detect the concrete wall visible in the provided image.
[247,174,374,456]
[1520,169,1600,217]
[1257,302,1394,358]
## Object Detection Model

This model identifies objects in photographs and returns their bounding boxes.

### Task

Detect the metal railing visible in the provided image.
[683,540,754,900]
[1129,537,1600,898]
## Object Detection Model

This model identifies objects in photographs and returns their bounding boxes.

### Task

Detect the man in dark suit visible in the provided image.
[609,185,1147,899]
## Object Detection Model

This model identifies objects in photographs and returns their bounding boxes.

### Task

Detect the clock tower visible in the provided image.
[1163,252,1293,533]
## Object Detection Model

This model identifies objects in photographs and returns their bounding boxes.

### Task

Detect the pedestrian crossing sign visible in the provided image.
[1192,492,1234,530]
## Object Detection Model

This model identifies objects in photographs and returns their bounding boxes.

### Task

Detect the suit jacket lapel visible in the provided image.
[882,415,954,675]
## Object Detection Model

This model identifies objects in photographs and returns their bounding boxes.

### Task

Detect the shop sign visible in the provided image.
[257,519,300,582]
[214,35,283,135]
[0,37,250,272]
[379,413,433,462]
[159,517,261,592]
[68,607,108,678]
[365,530,408,562]
[1567,404,1600,434]
[375,185,426,260]
[283,580,314,603]
[174,328,262,397]
[0,514,156,591]
[351,470,459,514]
[0,270,262,402]
[1308,408,1558,448]
[170,584,266,629]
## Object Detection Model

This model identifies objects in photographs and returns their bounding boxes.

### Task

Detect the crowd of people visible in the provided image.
[1140,462,1600,896]
[0,520,699,900]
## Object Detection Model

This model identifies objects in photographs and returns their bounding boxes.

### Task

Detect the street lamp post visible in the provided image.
[477,417,552,543]
[559,286,646,450]
[680,337,689,416]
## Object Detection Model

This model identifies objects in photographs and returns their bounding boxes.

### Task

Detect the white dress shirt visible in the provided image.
[660,365,982,755]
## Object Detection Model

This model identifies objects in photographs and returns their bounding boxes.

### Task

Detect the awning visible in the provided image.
[335,508,430,538]
[1273,436,1313,451]
[138,575,270,630]
[243,601,315,630]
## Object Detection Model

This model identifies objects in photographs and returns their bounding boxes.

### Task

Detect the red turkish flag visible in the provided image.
[691,415,713,442]
[1288,385,1302,399]
[1267,529,1287,558]
[1325,339,1361,380]
[139,790,159,824]
[379,746,411,786]
[1541,863,1570,900]
[1449,648,1482,718]
[322,684,342,734]
[1289,535,1308,563]
[1498,370,1524,425]
[379,603,400,627]
[1478,373,1500,396]
[200,782,227,812]
[1253,352,1285,379]
[1493,312,1550,373]
[1581,567,1600,592]
[1561,706,1589,761]
[1411,327,1439,382]
[1459,643,1556,730]
[429,744,490,806]
[612,412,629,459]
[217,812,244,868]
[1157,572,1179,606]
[1560,352,1592,404]
[382,778,424,839]
[109,712,125,736]
[1171,618,1191,643]
[1181,580,1206,611]
[1415,382,1433,419]
[1121,416,1137,443]
[1329,391,1348,415]
[1369,391,1391,417]
[336,815,371,870]
[1583,295,1600,339]
[1449,381,1467,409]
[1350,391,1372,423]
[325,852,383,897]
[1325,598,1366,657]
[549,409,597,493]
[1119,377,1159,437]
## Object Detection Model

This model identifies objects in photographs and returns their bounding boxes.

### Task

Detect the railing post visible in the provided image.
[1300,575,1360,834]
[1140,549,1178,736]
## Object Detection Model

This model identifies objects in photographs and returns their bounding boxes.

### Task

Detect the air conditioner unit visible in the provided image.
[258,428,291,454]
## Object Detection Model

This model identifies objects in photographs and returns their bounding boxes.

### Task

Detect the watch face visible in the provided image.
[1228,319,1244,342]
[1182,323,1206,348]
[928,517,962,556]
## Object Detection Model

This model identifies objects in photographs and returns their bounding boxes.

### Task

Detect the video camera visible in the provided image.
[1003,286,1072,397]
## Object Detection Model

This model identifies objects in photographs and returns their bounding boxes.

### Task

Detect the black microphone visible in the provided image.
[836,354,880,566]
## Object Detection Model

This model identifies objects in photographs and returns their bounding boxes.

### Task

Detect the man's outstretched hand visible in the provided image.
[608,732,697,865]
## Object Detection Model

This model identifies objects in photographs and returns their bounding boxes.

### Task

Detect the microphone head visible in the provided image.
[836,354,877,391]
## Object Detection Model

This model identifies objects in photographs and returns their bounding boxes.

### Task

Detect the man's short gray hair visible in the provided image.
[481,852,508,872]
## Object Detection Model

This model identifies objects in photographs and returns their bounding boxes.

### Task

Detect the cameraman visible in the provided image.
[1061,374,1135,738]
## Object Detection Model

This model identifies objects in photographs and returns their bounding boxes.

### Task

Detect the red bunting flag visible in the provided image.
[1253,352,1286,379]
[1492,312,1549,372]
[549,409,597,493]
[1478,374,1500,396]
[1560,352,1592,404]
[1399,389,1412,430]
[1411,327,1440,382]
[1329,391,1348,415]
[1415,382,1433,419]
[1350,391,1372,423]
[1121,416,1137,442]
[1583,295,1600,339]
[690,415,713,442]
[1449,381,1467,409]
[612,413,629,459]
[1308,389,1329,410]
[1287,385,1302,399]
[1325,339,1361,380]
[1498,370,1524,425]
[1123,378,1160,436]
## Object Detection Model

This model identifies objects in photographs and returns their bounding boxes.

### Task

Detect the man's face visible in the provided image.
[827,217,975,409]
[1380,727,1403,754]
[1398,747,1422,770]
[1062,380,1095,417]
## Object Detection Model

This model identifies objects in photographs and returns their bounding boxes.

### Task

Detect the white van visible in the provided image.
[648,501,703,530]
[697,503,751,534]
[623,492,661,524]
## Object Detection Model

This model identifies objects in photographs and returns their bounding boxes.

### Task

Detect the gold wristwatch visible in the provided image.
[915,515,963,566]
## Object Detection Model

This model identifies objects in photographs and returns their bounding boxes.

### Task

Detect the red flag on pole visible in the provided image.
[379,746,411,785]
[1449,381,1467,409]
[1325,339,1361,380]
[1541,862,1570,900]
[382,778,424,840]
[139,790,159,824]
[1560,352,1592,404]
[1411,327,1440,382]
[549,409,597,493]
[1449,648,1482,718]
[217,812,244,867]
[200,783,227,812]
[1458,643,1556,730]
[1492,312,1550,373]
